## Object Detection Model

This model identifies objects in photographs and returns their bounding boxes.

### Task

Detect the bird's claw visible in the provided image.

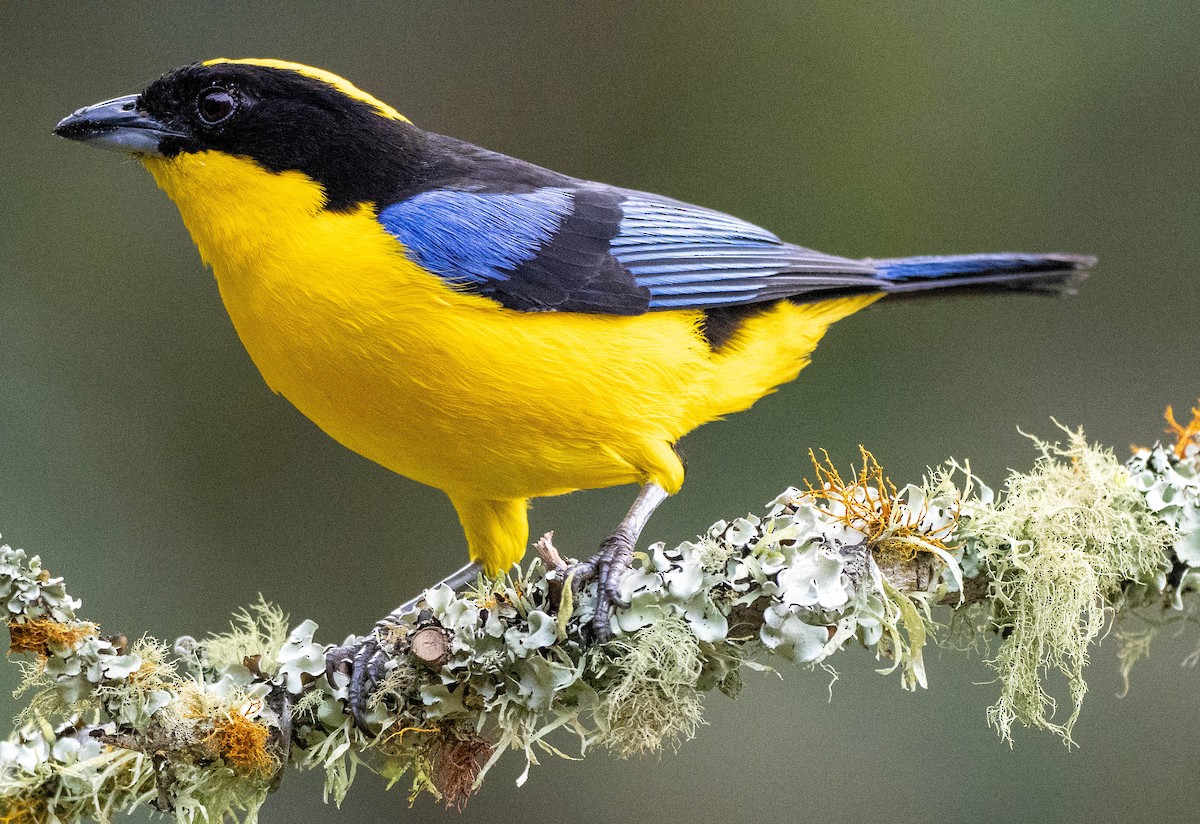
[566,532,635,643]
[324,623,395,733]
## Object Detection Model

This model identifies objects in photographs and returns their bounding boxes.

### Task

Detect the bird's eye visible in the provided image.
[197,87,237,125]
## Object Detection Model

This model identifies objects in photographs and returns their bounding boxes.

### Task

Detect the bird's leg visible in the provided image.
[569,483,669,643]
[325,560,483,732]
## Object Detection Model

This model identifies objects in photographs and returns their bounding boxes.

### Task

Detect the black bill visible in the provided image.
[54,94,186,155]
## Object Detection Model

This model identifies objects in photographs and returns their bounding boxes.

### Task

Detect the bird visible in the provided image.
[55,58,1092,725]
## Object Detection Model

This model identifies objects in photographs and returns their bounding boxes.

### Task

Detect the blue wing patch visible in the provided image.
[376,185,882,313]
[378,189,574,286]
[371,151,1086,316]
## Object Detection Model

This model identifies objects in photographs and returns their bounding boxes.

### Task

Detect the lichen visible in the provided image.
[202,708,276,778]
[595,617,704,757]
[199,598,291,677]
[6,618,95,658]
[0,794,47,824]
[1164,401,1200,460]
[807,447,960,564]
[430,730,493,810]
[960,425,1175,744]
[0,408,1195,819]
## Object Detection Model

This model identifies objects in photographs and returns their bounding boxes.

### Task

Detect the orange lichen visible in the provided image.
[0,796,47,824]
[1165,400,1200,460]
[7,618,95,657]
[805,446,958,561]
[201,708,276,778]
[432,732,493,811]
[807,446,898,528]
[386,724,437,744]
[376,724,438,759]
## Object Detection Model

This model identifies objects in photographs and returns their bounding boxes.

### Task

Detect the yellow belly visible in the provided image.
[143,152,878,569]
[220,274,712,500]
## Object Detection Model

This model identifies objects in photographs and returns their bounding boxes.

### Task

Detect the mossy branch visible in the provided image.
[2,403,1198,822]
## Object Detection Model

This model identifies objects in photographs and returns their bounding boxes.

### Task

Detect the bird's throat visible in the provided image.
[142,152,328,273]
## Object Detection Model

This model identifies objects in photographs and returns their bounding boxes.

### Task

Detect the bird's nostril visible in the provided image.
[121,101,134,111]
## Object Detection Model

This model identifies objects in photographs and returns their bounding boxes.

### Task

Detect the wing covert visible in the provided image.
[376,184,882,314]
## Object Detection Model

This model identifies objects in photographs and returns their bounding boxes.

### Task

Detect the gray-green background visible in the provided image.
[3,2,1198,822]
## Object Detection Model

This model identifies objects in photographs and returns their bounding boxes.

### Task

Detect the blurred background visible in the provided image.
[2,2,1198,821]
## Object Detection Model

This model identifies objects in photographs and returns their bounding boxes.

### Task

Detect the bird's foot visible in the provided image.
[325,562,484,731]
[324,619,398,733]
[566,531,635,643]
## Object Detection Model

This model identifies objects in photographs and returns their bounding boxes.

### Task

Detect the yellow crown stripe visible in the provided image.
[203,58,411,123]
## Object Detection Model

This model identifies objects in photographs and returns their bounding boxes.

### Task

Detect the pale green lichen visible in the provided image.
[1109,421,1200,685]
[199,598,292,678]
[594,617,704,757]
[1128,442,1200,570]
[958,426,1175,744]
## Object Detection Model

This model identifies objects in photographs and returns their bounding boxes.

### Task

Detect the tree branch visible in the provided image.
[1,405,1197,821]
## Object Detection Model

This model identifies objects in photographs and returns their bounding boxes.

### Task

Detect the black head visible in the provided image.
[56,59,431,210]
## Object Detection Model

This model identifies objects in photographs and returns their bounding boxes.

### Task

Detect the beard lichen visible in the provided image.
[199,598,291,677]
[596,616,705,757]
[12,659,97,730]
[961,425,1175,745]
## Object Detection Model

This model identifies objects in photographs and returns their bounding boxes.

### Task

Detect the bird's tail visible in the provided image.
[869,252,1094,299]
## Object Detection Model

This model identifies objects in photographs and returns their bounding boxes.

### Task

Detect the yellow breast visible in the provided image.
[141,152,876,503]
